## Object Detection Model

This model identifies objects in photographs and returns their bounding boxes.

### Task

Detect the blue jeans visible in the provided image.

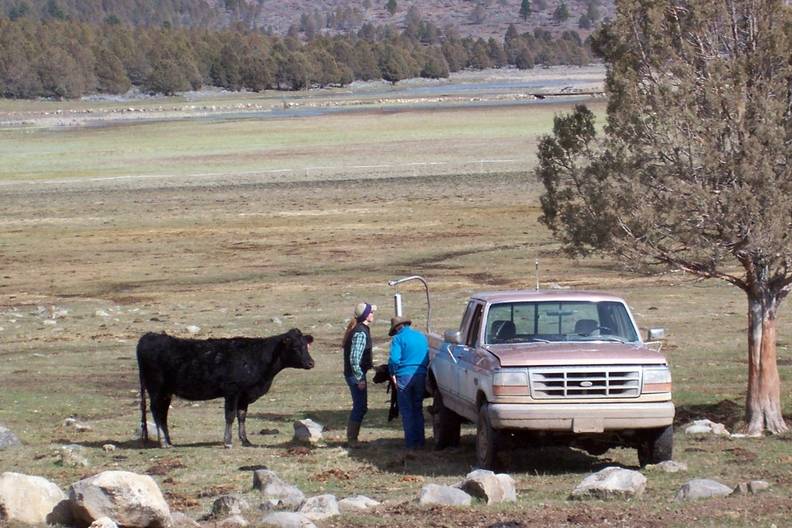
[396,373,426,449]
[345,375,368,424]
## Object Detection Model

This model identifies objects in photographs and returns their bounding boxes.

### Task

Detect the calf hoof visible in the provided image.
[224,443,233,449]
[241,440,253,447]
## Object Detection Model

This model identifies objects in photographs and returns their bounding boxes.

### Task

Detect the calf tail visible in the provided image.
[137,342,148,447]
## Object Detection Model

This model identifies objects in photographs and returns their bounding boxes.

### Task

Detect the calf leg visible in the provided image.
[150,393,173,448]
[237,400,252,447]
[223,395,238,448]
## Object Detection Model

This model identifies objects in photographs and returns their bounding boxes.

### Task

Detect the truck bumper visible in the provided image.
[487,401,675,432]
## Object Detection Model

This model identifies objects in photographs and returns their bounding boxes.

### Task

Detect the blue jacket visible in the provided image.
[388,325,429,378]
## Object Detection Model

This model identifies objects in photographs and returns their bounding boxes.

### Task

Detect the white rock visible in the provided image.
[57,444,90,467]
[185,325,201,335]
[293,419,323,444]
[0,472,70,526]
[95,310,111,318]
[253,470,305,510]
[456,469,516,504]
[674,479,733,501]
[68,470,171,528]
[338,495,380,512]
[571,467,646,500]
[89,517,119,528]
[259,512,316,528]
[0,424,21,449]
[684,419,730,437]
[731,480,771,495]
[210,495,250,518]
[218,514,249,528]
[171,511,201,528]
[298,494,339,520]
[103,444,117,452]
[645,460,688,473]
[418,484,472,506]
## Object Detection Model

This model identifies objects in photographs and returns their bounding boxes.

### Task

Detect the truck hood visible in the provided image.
[485,342,667,367]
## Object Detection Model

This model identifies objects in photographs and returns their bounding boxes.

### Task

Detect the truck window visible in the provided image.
[485,301,639,344]
[466,303,484,347]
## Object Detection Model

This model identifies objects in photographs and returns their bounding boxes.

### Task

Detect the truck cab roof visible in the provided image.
[471,289,627,304]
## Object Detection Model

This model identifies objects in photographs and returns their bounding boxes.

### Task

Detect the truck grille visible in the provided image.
[529,366,641,399]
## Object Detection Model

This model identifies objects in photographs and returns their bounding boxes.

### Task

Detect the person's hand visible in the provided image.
[357,380,366,390]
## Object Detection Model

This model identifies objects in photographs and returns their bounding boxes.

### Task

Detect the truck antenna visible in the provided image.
[535,259,540,290]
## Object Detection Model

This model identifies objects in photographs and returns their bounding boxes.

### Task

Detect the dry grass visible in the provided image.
[1,95,791,527]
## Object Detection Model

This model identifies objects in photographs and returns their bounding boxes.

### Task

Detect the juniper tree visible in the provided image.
[536,0,792,434]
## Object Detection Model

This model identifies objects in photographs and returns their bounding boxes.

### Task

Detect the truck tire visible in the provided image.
[432,391,461,450]
[637,424,673,467]
[476,404,501,470]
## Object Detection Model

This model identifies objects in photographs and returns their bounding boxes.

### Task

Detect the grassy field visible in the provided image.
[1,93,791,527]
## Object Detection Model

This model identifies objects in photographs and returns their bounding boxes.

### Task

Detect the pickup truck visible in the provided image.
[425,289,674,469]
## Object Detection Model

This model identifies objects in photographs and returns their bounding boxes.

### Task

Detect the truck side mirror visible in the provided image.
[647,328,665,340]
[444,330,462,344]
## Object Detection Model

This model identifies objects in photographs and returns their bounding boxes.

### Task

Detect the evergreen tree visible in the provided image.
[519,0,531,21]
[552,1,570,23]
[537,0,792,434]
[385,0,397,16]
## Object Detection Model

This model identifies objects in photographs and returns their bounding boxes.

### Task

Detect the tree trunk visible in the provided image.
[745,292,789,435]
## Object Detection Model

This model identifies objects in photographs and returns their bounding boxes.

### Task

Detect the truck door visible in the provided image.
[435,300,478,399]
[457,302,485,406]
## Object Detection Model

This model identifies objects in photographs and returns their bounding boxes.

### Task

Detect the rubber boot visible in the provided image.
[346,420,361,447]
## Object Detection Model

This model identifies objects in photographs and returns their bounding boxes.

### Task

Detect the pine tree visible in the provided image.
[519,0,531,21]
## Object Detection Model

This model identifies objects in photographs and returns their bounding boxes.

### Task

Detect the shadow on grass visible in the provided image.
[674,399,744,430]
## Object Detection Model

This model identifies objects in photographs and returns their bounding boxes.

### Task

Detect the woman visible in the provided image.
[342,302,376,445]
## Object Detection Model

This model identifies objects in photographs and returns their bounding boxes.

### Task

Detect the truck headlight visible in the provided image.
[493,370,529,396]
[643,366,672,393]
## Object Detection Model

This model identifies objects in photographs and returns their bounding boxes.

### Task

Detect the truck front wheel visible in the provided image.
[637,424,673,467]
[476,404,502,470]
[432,391,461,450]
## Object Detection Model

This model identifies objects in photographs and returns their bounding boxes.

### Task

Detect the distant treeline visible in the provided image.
[0,17,594,99]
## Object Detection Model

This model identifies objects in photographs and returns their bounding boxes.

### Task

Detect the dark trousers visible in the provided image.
[396,373,426,449]
[345,375,368,423]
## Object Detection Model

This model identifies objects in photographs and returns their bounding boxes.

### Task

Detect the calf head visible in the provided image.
[282,328,315,369]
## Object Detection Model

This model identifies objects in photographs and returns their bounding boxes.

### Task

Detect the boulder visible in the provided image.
[253,470,305,510]
[298,494,339,520]
[674,479,733,501]
[456,469,516,504]
[418,484,472,506]
[0,425,21,449]
[338,495,380,512]
[571,467,646,500]
[293,419,323,444]
[0,472,70,526]
[68,470,171,528]
[644,460,688,473]
[684,419,730,437]
[259,512,317,528]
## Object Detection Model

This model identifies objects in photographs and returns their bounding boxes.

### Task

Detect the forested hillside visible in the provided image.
[0,0,607,99]
[0,0,613,39]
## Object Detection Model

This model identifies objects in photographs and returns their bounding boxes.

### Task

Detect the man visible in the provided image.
[388,315,429,449]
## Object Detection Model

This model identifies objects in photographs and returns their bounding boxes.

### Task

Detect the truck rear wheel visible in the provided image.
[637,424,673,466]
[432,391,461,450]
[476,404,501,470]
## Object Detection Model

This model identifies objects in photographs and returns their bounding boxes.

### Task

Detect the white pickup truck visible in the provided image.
[425,289,674,469]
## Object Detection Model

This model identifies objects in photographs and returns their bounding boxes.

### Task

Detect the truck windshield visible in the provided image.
[485,301,639,344]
